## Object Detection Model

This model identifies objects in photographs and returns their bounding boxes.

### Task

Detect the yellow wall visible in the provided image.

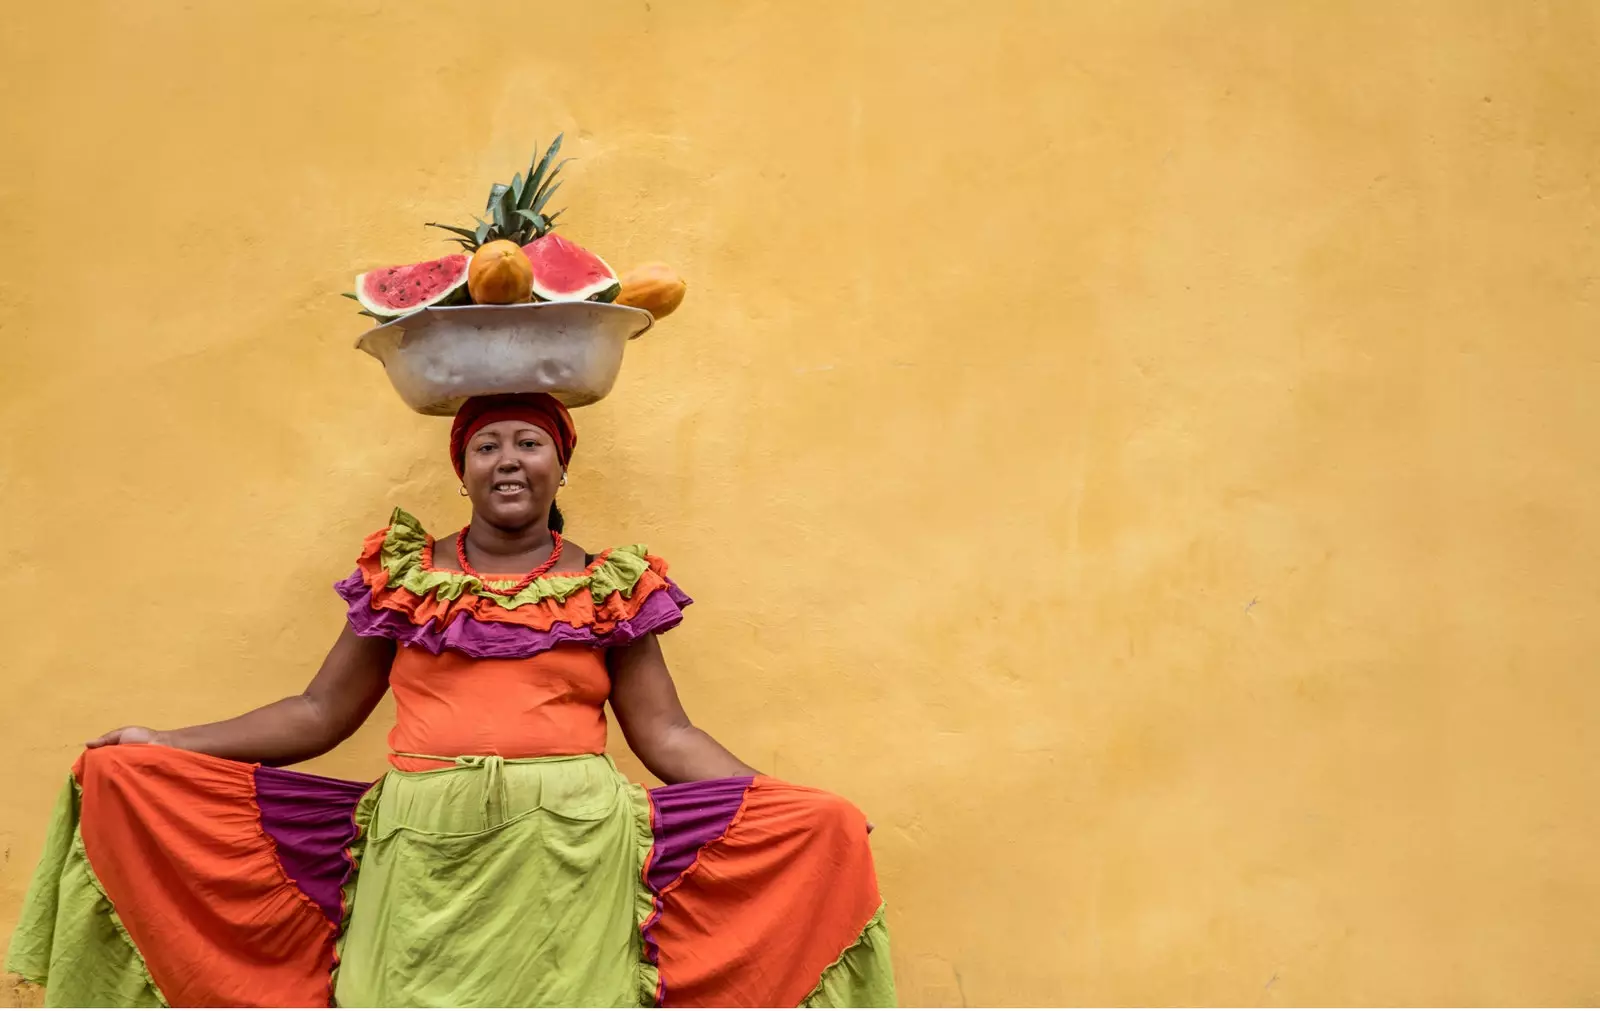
[3,2,1599,1005]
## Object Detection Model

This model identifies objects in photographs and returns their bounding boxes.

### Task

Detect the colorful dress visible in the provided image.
[6,509,895,1007]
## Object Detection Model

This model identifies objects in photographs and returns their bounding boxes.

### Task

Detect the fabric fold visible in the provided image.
[337,571,692,660]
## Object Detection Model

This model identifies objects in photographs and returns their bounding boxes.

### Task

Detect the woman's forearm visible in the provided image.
[89,627,393,766]
[640,723,759,785]
[157,694,344,766]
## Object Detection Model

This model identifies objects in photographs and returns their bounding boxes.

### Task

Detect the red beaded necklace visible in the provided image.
[454,526,565,597]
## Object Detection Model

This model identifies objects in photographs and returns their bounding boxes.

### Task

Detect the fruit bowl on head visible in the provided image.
[355,302,653,415]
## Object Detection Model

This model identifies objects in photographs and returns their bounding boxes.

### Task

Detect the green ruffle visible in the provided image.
[628,782,661,1009]
[801,903,897,1008]
[4,775,166,1008]
[331,784,379,1001]
[378,508,653,609]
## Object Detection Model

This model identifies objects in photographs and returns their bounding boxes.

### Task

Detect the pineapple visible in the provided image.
[427,134,569,251]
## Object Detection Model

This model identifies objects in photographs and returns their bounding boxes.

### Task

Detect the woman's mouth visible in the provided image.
[492,481,527,495]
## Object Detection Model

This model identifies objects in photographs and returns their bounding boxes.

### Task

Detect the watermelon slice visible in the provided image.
[522,235,620,303]
[355,253,470,318]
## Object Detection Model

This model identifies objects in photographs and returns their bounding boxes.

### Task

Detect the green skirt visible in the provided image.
[338,754,655,1005]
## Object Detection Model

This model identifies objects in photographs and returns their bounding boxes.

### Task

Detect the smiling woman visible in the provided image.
[452,392,576,539]
[5,393,895,1008]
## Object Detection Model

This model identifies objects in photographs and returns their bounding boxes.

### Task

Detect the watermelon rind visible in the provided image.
[355,254,471,318]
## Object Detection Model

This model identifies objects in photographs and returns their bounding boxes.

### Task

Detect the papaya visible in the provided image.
[467,240,533,304]
[616,262,687,319]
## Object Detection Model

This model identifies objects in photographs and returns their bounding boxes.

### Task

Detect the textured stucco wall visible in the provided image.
[3,2,1599,1005]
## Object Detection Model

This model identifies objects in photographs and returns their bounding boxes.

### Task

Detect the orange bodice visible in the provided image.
[336,509,691,772]
[386,644,611,771]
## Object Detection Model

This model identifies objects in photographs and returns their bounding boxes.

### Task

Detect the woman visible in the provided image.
[7,393,894,1008]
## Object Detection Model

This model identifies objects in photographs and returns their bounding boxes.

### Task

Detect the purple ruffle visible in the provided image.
[253,765,370,925]
[334,570,693,659]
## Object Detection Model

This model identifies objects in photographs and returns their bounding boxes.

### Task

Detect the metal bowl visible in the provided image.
[355,302,654,415]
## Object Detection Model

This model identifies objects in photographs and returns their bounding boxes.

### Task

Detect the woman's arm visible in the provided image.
[608,634,758,784]
[87,625,395,767]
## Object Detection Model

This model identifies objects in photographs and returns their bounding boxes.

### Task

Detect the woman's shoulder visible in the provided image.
[563,539,593,572]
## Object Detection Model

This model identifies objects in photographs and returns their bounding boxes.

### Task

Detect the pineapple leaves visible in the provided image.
[528,135,563,184]
[495,185,518,239]
[427,222,480,242]
[413,134,572,253]
[516,144,543,210]
[484,182,510,216]
[529,159,571,211]
[520,135,566,212]
[481,183,512,239]
[341,292,361,301]
[532,180,562,215]
[356,309,391,322]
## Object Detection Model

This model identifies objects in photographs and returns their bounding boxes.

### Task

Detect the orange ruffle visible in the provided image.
[355,533,679,635]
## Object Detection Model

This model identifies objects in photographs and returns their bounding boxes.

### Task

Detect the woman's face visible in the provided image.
[462,418,563,531]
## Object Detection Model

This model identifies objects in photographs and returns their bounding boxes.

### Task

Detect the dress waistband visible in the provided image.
[386,752,614,825]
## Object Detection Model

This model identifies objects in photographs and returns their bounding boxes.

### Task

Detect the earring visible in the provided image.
[459,485,469,496]
[560,473,568,487]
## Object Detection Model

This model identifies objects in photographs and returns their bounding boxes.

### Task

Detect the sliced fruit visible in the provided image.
[522,234,620,303]
[468,240,533,304]
[355,253,470,318]
[616,262,687,319]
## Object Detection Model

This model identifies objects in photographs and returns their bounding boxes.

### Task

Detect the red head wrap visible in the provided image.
[449,393,577,480]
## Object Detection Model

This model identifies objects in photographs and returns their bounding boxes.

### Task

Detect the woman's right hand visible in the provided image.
[86,726,166,749]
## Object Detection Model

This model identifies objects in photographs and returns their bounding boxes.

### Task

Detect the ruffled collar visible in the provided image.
[336,509,691,653]
[379,508,654,609]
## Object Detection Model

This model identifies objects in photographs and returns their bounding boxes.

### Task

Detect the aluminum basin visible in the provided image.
[355,302,654,415]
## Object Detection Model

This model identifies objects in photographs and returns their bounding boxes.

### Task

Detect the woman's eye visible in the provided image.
[476,443,496,452]
[520,440,538,449]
